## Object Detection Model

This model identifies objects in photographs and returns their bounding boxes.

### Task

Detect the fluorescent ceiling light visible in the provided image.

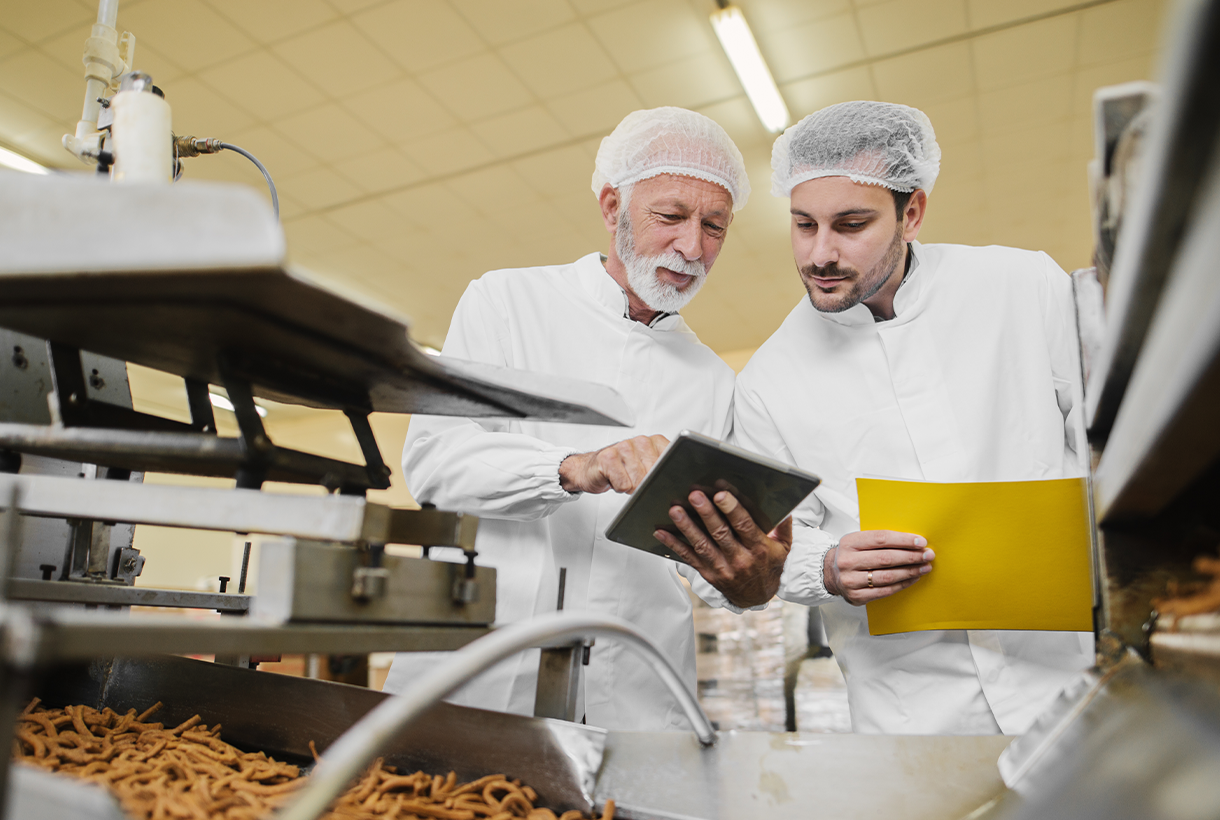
[209,392,268,418]
[420,345,441,356]
[0,145,49,175]
[711,5,790,133]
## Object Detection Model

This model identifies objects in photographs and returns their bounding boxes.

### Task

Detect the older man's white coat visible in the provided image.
[384,252,735,731]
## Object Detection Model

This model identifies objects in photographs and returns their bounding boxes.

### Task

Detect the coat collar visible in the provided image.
[574,252,684,331]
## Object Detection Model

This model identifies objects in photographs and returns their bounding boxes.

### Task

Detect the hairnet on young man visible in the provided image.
[771,100,941,197]
[592,107,750,211]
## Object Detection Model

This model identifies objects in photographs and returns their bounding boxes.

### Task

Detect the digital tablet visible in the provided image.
[604,430,821,562]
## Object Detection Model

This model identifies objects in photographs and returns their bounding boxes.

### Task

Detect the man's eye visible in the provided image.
[796,221,815,230]
[841,221,866,230]
[704,222,726,235]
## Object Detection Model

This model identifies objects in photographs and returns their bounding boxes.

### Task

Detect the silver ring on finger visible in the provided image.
[867,570,873,589]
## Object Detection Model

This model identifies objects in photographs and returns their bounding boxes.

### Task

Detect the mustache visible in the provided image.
[799,262,856,279]
[654,252,706,279]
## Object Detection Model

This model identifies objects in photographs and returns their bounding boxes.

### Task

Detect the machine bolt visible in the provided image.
[218,576,230,593]
[122,557,137,572]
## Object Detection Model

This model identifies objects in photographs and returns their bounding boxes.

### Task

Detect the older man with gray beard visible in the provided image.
[383,107,792,732]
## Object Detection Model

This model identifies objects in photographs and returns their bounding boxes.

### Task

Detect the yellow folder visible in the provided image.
[859,477,1094,636]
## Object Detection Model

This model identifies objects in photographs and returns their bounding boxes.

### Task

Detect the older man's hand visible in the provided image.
[824,530,934,605]
[654,490,792,608]
[559,434,669,494]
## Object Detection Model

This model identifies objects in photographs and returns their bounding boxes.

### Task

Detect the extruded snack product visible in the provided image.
[12,698,616,820]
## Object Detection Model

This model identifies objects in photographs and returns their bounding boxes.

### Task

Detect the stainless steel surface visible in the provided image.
[5,578,248,612]
[253,539,495,625]
[27,655,606,817]
[7,765,127,820]
[0,173,631,427]
[8,608,488,660]
[0,473,478,547]
[280,612,714,820]
[1083,0,1220,441]
[982,658,1220,820]
[1092,123,1220,521]
[534,643,587,722]
[595,731,1011,820]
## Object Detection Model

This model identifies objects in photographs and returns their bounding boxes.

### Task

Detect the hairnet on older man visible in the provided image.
[771,100,942,197]
[591,106,751,211]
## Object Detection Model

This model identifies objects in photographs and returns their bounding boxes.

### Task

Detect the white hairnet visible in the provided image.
[592,107,750,211]
[771,101,941,197]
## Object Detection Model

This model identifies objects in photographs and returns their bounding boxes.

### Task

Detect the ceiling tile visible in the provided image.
[0,48,107,120]
[217,124,320,178]
[873,42,975,107]
[166,75,256,136]
[569,0,645,16]
[0,90,57,143]
[125,42,189,86]
[977,74,1073,137]
[469,105,570,158]
[0,28,27,61]
[324,199,408,242]
[282,214,360,256]
[697,97,772,152]
[447,165,539,212]
[400,126,495,175]
[511,144,594,198]
[630,51,737,110]
[1,0,93,44]
[587,0,716,73]
[971,14,1077,91]
[274,20,401,97]
[274,191,309,221]
[967,0,1084,30]
[325,0,386,13]
[919,95,979,147]
[763,12,865,84]
[499,23,618,99]
[782,65,875,120]
[206,0,339,44]
[857,0,968,56]
[1078,0,1167,66]
[275,101,385,163]
[744,0,854,33]
[545,78,644,136]
[279,165,363,210]
[119,0,257,71]
[351,0,485,75]
[981,119,1072,172]
[333,146,425,193]
[343,78,456,143]
[9,123,78,166]
[383,181,470,228]
[202,51,325,120]
[417,53,534,121]
[451,0,576,46]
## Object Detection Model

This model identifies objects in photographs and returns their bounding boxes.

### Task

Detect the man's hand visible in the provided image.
[654,490,792,609]
[824,530,934,605]
[559,435,669,494]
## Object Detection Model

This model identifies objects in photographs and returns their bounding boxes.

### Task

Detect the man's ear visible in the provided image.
[903,189,928,242]
[598,184,621,234]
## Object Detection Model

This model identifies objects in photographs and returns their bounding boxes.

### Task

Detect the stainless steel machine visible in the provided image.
[3,0,1220,817]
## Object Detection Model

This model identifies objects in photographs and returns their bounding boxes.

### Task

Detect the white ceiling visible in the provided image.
[0,0,1170,355]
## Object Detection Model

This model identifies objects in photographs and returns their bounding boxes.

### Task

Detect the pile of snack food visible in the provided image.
[12,699,614,820]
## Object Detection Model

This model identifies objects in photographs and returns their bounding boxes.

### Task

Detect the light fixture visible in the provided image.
[710,3,790,133]
[209,392,268,418]
[0,145,49,175]
[419,344,442,356]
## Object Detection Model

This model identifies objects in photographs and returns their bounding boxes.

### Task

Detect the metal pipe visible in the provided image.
[276,612,715,820]
[96,0,119,28]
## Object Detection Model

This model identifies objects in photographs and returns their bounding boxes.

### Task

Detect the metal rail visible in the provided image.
[277,612,717,820]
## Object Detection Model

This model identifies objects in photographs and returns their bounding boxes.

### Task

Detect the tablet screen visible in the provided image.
[603,431,820,562]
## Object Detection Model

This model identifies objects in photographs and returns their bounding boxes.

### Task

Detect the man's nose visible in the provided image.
[673,219,702,261]
[808,231,839,268]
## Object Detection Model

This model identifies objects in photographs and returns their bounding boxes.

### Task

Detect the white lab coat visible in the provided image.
[732,241,1094,735]
[384,252,737,731]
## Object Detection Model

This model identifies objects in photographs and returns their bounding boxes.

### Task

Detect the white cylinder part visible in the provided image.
[111,89,172,183]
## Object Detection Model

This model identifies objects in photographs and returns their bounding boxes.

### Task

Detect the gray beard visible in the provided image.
[616,209,707,314]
